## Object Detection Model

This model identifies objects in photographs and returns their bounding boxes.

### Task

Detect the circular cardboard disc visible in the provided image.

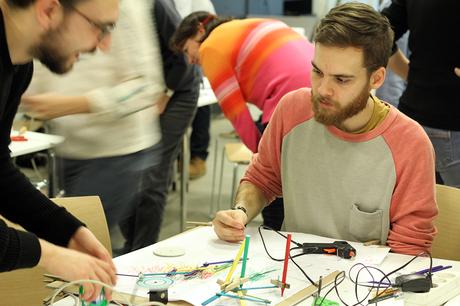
[136,276,173,290]
[153,246,185,257]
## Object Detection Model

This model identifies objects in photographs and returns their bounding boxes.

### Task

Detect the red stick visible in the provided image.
[281,233,292,297]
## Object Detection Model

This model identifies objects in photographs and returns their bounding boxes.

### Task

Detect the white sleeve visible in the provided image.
[84,0,165,120]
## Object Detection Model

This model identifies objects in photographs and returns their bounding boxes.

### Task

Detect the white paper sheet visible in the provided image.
[113,226,392,305]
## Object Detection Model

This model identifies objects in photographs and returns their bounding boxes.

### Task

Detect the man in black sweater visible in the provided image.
[382,0,460,187]
[0,0,118,301]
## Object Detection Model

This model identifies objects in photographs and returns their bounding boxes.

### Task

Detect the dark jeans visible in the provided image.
[256,116,285,230]
[59,146,159,244]
[190,105,211,160]
[119,86,199,251]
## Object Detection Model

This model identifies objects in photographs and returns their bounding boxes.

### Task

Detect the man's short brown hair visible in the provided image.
[314,2,394,73]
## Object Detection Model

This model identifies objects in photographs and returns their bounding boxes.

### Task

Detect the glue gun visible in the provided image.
[301,241,356,259]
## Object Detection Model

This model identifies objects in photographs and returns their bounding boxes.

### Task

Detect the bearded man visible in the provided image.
[0,0,118,301]
[211,2,438,256]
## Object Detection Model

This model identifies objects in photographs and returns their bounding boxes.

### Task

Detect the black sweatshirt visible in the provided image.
[382,0,460,130]
[154,0,200,93]
[0,10,83,272]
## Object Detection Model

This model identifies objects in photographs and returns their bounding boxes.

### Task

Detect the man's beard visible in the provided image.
[30,29,74,74]
[312,83,370,127]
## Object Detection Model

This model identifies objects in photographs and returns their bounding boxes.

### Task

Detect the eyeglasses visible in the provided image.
[69,5,116,40]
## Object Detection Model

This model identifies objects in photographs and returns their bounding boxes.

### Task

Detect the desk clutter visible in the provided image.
[47,226,459,306]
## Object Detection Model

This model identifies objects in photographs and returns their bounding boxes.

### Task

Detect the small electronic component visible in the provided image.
[394,273,432,293]
[136,275,173,304]
[79,287,108,306]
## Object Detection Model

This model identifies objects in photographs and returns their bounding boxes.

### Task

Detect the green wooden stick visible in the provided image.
[240,235,251,287]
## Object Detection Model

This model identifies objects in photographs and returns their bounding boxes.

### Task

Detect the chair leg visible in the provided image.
[180,135,190,232]
[231,163,239,207]
[216,145,226,212]
[210,137,219,217]
[47,150,58,197]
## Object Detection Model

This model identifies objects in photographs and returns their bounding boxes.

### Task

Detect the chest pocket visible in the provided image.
[349,203,384,242]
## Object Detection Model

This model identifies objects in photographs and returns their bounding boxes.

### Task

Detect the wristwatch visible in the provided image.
[232,205,248,217]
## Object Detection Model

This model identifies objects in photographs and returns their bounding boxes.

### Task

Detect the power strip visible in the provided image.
[404,272,460,306]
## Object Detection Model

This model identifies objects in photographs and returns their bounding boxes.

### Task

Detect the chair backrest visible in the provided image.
[431,184,460,261]
[0,196,111,306]
[225,142,253,164]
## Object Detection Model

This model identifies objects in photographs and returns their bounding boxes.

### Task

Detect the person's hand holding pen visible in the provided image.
[212,209,247,242]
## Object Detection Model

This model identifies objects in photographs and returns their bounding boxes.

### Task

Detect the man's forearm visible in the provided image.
[233,181,268,222]
[388,49,409,81]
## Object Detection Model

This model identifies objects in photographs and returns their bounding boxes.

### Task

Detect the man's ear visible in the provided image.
[370,66,386,90]
[34,0,62,30]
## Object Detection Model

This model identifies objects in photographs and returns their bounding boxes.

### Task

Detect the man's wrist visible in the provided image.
[232,205,248,217]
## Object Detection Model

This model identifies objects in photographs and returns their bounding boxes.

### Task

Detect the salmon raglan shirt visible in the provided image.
[243,88,438,255]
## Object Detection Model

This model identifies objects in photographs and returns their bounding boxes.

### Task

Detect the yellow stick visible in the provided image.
[225,241,246,283]
[238,291,247,306]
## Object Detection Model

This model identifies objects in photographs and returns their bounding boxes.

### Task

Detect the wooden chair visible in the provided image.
[431,184,460,261]
[0,196,111,306]
[214,142,253,211]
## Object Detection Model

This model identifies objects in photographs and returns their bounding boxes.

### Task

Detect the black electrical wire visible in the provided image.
[309,251,431,306]
[375,251,433,298]
[259,225,303,247]
[258,225,316,285]
[258,226,434,306]
[287,246,317,285]
[257,225,304,261]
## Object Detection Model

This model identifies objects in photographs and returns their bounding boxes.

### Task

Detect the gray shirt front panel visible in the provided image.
[281,119,396,244]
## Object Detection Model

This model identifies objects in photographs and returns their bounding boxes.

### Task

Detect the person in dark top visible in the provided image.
[0,0,118,301]
[118,0,200,252]
[382,0,460,187]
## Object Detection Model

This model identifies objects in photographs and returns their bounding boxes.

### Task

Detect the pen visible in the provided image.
[201,258,248,267]
[368,292,401,304]
[416,265,452,275]
[116,271,190,277]
[366,281,392,286]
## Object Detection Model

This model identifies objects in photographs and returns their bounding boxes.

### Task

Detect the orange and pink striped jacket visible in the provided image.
[200,19,314,152]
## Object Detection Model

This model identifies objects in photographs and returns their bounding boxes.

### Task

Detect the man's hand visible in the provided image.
[38,239,116,302]
[455,67,460,78]
[212,209,247,242]
[68,227,115,271]
[21,94,89,120]
[68,227,116,301]
[154,94,171,114]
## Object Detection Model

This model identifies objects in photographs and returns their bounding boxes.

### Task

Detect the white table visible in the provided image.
[198,78,217,108]
[10,130,64,197]
[48,226,460,306]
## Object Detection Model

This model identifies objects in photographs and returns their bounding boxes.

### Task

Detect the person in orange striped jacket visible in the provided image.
[171,13,314,154]
[171,13,314,230]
